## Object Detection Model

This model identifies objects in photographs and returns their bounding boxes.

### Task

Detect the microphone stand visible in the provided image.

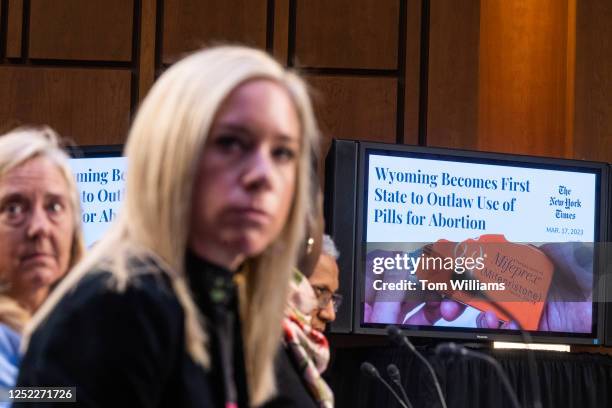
[432,271,542,408]
[387,363,414,408]
[361,361,409,408]
[467,289,542,408]
[435,342,522,408]
[387,325,448,408]
[421,245,542,408]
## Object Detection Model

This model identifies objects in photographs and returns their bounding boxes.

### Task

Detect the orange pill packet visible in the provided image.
[415,234,554,330]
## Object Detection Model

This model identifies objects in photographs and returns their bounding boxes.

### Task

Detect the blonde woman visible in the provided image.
[16,46,319,407]
[0,128,85,390]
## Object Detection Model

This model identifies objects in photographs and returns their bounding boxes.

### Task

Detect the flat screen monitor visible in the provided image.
[326,140,609,345]
[67,145,126,247]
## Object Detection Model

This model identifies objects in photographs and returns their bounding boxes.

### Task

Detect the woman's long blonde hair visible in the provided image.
[25,46,319,405]
[0,127,85,331]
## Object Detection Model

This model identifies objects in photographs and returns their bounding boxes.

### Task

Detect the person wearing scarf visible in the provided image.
[263,269,335,408]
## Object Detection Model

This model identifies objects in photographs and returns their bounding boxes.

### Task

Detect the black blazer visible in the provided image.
[15,255,250,407]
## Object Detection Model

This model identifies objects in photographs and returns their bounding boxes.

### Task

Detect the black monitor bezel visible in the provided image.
[352,140,609,345]
[66,144,124,159]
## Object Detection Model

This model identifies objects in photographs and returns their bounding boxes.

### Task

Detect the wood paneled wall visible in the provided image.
[0,0,609,163]
[0,0,136,144]
[574,0,612,162]
[478,0,571,157]
[427,0,480,149]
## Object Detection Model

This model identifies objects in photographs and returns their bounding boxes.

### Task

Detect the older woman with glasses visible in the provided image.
[264,226,341,408]
[309,234,342,332]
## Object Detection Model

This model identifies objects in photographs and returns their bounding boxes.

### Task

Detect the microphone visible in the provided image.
[360,361,408,408]
[387,325,448,408]
[453,280,542,408]
[386,364,414,408]
[419,244,541,408]
[435,342,522,408]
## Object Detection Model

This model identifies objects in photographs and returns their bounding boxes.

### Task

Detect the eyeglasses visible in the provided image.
[312,285,343,313]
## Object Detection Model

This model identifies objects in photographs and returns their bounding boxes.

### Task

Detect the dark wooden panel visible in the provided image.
[163,0,267,64]
[6,0,22,58]
[403,0,421,145]
[427,0,480,150]
[307,75,397,162]
[574,0,612,163]
[478,0,569,157]
[295,0,399,69]
[272,0,289,64]
[29,0,133,61]
[138,0,157,101]
[0,67,131,145]
[565,0,576,159]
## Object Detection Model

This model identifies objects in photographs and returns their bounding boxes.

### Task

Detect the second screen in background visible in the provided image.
[69,157,127,247]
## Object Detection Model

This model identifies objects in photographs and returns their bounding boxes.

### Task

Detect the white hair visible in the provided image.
[0,126,85,333]
[321,234,339,260]
[0,126,85,273]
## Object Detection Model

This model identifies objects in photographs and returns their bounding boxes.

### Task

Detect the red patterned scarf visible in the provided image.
[282,270,334,408]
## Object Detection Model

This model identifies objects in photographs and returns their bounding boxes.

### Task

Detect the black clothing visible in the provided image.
[261,347,318,408]
[15,254,250,407]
